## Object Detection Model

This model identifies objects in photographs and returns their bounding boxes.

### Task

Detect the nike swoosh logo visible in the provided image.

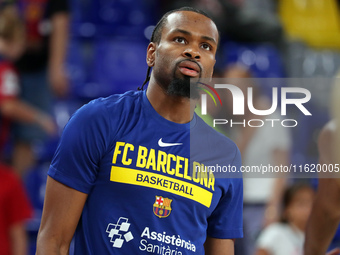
[158,138,183,147]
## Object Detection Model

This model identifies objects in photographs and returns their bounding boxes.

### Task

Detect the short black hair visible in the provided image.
[138,7,218,90]
[150,7,213,44]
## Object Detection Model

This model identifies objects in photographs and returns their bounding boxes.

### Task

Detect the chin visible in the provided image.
[167,77,200,99]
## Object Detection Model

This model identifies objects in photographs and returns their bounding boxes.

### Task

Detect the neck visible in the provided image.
[146,76,196,124]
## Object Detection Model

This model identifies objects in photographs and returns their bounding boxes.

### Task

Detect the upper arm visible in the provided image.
[36,177,88,254]
[204,237,234,255]
[315,178,340,218]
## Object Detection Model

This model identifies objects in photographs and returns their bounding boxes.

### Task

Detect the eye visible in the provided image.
[201,43,212,51]
[174,37,186,44]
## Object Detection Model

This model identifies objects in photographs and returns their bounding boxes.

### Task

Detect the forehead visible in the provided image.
[163,11,219,42]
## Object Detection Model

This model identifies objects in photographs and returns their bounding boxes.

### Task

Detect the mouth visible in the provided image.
[178,60,201,77]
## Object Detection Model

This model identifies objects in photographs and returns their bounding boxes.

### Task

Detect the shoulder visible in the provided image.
[62,90,143,143]
[93,90,141,111]
[73,90,143,120]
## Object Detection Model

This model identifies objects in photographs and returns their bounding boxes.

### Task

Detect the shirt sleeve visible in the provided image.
[206,147,243,239]
[48,99,112,194]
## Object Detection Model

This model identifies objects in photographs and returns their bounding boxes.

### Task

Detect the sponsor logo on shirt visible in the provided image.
[106,217,134,248]
[105,217,196,253]
[140,227,196,254]
[158,138,183,147]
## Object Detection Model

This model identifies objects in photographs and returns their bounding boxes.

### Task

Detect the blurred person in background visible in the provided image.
[160,0,288,73]
[12,0,69,176]
[304,80,340,255]
[161,0,284,46]
[0,4,56,162]
[0,6,37,255]
[0,162,33,255]
[223,64,291,255]
[255,183,314,255]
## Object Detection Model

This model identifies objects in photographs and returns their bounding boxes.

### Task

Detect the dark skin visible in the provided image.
[147,11,234,254]
[304,121,340,255]
[146,11,217,124]
[36,11,234,254]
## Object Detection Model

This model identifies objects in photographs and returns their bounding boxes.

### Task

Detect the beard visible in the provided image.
[165,76,200,99]
[155,58,202,99]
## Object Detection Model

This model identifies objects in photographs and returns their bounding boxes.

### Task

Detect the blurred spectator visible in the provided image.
[304,80,340,255]
[223,65,291,255]
[12,0,69,175]
[0,5,56,162]
[161,0,284,45]
[279,0,340,49]
[255,183,314,255]
[0,163,33,255]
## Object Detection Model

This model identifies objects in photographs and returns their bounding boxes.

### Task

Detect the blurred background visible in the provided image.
[0,0,340,254]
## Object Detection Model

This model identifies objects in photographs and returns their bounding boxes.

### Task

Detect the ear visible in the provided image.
[146,42,156,67]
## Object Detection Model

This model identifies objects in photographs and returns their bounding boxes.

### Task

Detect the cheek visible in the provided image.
[205,54,216,67]
[154,54,172,74]
[203,59,216,77]
[152,48,176,82]
[155,47,172,66]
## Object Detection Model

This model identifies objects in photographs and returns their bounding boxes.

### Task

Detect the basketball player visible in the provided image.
[36,7,243,255]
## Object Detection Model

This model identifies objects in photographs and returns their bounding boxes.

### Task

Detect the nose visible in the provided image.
[182,46,201,60]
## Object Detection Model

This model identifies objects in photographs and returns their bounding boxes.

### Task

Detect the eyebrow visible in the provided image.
[172,28,217,45]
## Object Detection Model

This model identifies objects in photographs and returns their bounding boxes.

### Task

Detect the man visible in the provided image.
[13,0,69,175]
[0,163,32,255]
[304,78,340,255]
[304,121,340,255]
[36,7,243,254]
[0,5,56,158]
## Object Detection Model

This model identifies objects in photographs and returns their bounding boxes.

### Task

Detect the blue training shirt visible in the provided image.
[48,90,243,255]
